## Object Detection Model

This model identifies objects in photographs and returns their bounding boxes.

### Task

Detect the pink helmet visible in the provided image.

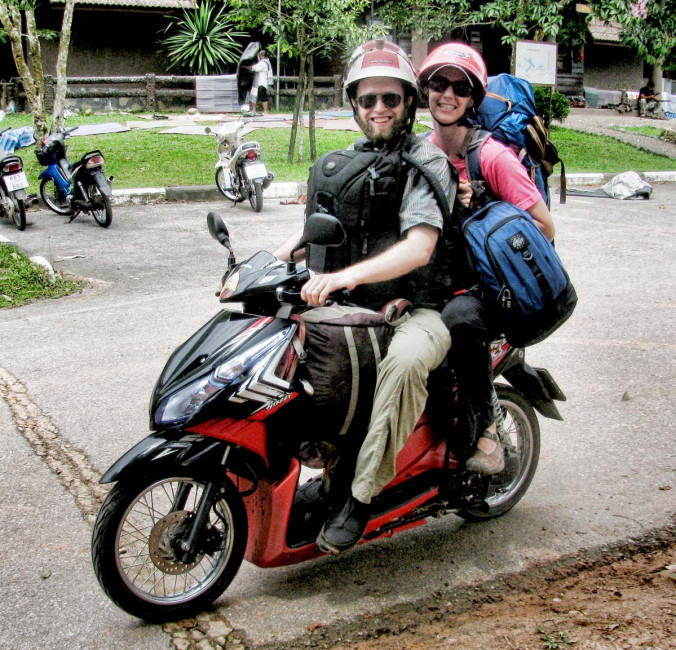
[418,42,488,106]
[344,40,418,94]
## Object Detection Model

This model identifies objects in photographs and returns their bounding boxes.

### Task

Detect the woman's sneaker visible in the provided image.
[466,428,504,475]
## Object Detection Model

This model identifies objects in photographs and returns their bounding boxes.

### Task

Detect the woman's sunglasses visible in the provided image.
[427,78,473,98]
[356,93,403,109]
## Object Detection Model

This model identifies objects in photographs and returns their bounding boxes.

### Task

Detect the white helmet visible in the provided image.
[344,40,417,94]
[344,40,418,133]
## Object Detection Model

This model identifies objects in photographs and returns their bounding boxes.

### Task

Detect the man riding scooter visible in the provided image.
[274,40,456,554]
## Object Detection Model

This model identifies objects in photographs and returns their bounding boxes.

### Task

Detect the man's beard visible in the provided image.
[355,111,408,148]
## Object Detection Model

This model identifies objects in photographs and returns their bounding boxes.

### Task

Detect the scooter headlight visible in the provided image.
[220,270,240,300]
[155,328,293,426]
[156,375,223,426]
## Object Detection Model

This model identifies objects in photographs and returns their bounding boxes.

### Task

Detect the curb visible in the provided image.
[550,170,676,188]
[111,181,306,206]
[107,173,676,206]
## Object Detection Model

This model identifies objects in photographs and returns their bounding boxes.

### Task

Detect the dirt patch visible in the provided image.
[261,524,675,650]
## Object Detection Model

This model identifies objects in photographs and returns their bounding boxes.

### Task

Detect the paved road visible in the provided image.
[0,188,674,648]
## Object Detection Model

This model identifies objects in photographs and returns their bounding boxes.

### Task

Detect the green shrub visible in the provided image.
[534,87,571,128]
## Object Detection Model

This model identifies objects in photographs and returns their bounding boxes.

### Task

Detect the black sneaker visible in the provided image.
[316,495,370,554]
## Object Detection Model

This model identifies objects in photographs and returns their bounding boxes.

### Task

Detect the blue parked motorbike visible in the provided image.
[35,127,114,228]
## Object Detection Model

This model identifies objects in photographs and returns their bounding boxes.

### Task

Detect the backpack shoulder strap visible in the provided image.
[463,127,491,183]
[400,150,456,225]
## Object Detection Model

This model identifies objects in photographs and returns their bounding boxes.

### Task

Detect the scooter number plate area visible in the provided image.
[244,163,267,180]
[3,172,29,192]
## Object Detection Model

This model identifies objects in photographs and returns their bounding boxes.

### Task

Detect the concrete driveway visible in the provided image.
[0,187,674,649]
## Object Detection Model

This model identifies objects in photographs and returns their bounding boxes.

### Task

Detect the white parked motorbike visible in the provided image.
[206,121,274,213]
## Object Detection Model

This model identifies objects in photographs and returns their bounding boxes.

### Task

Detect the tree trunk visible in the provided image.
[52,0,76,131]
[0,4,48,139]
[288,53,307,164]
[510,0,526,74]
[298,95,305,163]
[308,54,316,162]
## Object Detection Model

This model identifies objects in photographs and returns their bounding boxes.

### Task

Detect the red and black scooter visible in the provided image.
[91,212,566,622]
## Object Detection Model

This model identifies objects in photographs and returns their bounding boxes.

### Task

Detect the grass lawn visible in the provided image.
[609,125,664,138]
[0,244,86,308]
[1,112,674,193]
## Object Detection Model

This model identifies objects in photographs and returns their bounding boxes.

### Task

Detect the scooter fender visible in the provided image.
[502,357,566,420]
[90,169,112,196]
[99,431,233,484]
[12,188,27,200]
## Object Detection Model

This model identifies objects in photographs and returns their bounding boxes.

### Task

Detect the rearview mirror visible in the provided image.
[207,211,231,249]
[291,213,345,258]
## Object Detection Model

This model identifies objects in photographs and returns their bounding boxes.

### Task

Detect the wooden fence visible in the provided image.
[2,73,345,113]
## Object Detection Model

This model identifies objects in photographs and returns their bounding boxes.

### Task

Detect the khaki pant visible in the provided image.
[351,308,451,503]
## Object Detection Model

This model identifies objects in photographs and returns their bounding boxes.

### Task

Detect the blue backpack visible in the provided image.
[461,200,577,347]
[467,74,566,207]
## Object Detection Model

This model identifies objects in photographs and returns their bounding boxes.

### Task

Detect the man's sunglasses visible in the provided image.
[356,93,403,109]
[427,78,473,98]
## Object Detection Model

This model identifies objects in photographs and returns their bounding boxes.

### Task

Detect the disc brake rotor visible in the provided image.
[149,511,202,574]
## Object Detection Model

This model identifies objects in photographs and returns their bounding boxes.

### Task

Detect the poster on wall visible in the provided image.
[515,41,558,86]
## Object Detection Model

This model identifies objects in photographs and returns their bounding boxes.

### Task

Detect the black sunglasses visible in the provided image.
[427,78,473,98]
[356,93,403,109]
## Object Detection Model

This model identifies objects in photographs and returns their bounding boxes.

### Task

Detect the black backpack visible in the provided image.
[305,135,461,309]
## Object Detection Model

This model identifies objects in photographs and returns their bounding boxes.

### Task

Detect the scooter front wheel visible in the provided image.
[215,168,240,202]
[458,384,540,521]
[91,472,247,622]
[39,177,73,216]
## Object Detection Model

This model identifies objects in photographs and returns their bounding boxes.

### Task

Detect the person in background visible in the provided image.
[251,50,274,115]
[637,80,665,119]
[417,42,555,475]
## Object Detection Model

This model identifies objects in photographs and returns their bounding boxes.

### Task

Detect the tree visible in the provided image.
[160,1,247,75]
[593,0,676,76]
[380,0,676,76]
[0,0,76,140]
[378,0,490,42]
[231,0,380,164]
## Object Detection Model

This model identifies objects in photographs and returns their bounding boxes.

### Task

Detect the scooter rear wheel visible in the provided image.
[88,184,113,228]
[13,198,26,231]
[39,177,73,216]
[91,472,247,622]
[0,186,26,230]
[458,384,540,521]
[248,180,264,212]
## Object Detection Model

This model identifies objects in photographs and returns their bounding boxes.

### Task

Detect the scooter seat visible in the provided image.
[58,157,73,182]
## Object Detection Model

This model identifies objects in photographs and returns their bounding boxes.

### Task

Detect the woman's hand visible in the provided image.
[458,180,473,207]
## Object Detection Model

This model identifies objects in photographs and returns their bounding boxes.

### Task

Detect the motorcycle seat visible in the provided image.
[58,157,73,181]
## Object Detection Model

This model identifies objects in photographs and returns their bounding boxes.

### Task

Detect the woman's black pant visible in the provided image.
[440,294,496,459]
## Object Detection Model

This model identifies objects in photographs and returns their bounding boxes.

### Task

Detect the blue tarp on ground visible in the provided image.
[0,126,35,154]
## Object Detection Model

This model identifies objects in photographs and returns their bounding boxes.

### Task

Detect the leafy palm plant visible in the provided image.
[161,1,247,75]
